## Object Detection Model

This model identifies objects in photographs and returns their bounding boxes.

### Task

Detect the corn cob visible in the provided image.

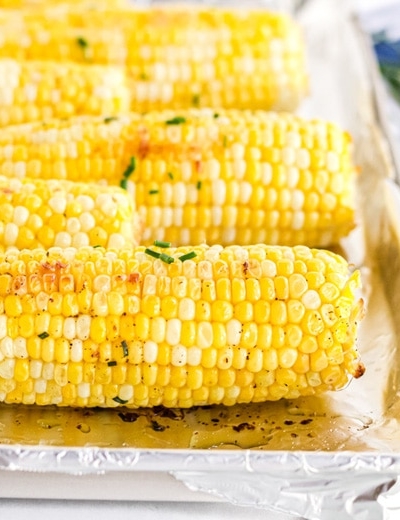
[0,0,128,7]
[0,109,356,248]
[0,243,364,408]
[0,6,308,111]
[0,176,140,250]
[0,59,130,127]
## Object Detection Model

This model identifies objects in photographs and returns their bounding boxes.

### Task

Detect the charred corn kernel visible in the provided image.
[0,109,354,248]
[0,176,140,251]
[0,59,130,128]
[0,6,307,111]
[0,244,364,408]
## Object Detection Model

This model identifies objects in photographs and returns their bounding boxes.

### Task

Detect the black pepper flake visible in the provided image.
[150,420,166,432]
[118,412,139,423]
[107,361,117,367]
[284,420,295,426]
[121,340,129,357]
[300,418,313,425]
[152,406,183,420]
[232,422,255,433]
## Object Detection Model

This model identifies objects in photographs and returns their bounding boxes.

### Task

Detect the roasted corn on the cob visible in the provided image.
[0,109,356,248]
[0,176,140,250]
[0,243,364,408]
[0,0,128,7]
[0,59,130,127]
[0,6,308,111]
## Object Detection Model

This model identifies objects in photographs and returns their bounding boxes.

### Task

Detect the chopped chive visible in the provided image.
[179,251,197,262]
[192,94,200,107]
[122,156,136,179]
[107,361,117,367]
[139,72,149,80]
[113,396,128,405]
[149,189,159,194]
[145,248,161,259]
[213,112,220,118]
[120,178,128,190]
[104,116,118,124]
[168,172,174,180]
[153,240,171,248]
[165,116,186,125]
[38,332,49,339]
[76,36,89,49]
[159,253,175,264]
[196,180,202,190]
[121,340,129,357]
[93,245,102,248]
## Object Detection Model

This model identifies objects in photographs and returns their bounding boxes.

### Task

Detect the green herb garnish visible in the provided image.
[153,240,171,248]
[149,189,159,194]
[196,180,202,190]
[76,36,89,49]
[168,172,174,180]
[113,396,128,405]
[104,116,118,124]
[179,251,197,262]
[38,332,49,339]
[122,156,136,179]
[93,245,102,248]
[121,340,129,357]
[76,37,91,59]
[145,248,161,259]
[120,178,128,190]
[159,253,175,264]
[213,113,220,118]
[107,361,117,367]
[165,116,186,125]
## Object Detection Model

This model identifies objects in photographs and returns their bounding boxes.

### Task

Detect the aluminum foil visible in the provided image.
[1,1,400,519]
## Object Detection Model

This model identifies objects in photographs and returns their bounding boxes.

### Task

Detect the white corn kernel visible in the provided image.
[48,196,67,214]
[143,340,158,363]
[171,344,187,366]
[166,319,181,345]
[13,206,29,226]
